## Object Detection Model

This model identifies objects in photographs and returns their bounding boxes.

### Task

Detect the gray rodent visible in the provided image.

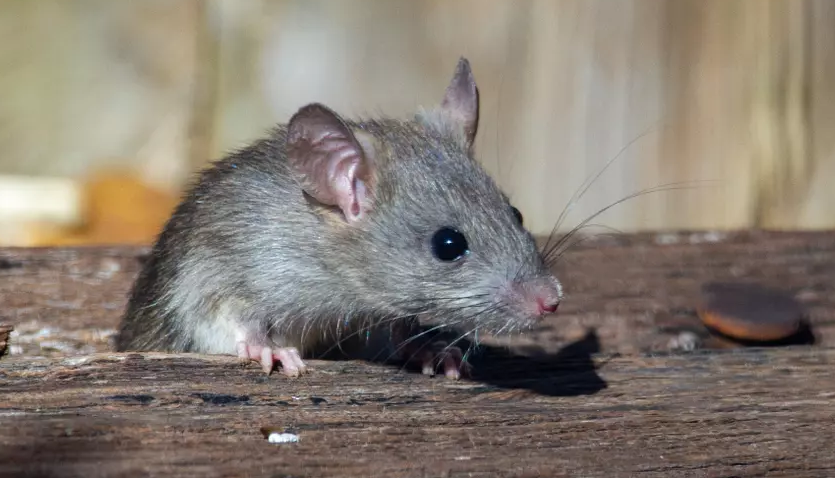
[115,57,563,379]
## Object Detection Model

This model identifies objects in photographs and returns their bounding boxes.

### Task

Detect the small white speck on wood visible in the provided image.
[268,432,299,444]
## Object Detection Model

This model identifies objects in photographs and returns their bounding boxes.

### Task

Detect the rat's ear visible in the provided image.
[287,103,375,223]
[438,57,480,148]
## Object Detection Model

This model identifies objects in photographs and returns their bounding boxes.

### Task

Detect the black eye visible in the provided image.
[431,227,469,262]
[511,206,523,225]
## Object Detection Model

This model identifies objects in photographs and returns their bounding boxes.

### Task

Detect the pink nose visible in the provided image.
[537,297,560,315]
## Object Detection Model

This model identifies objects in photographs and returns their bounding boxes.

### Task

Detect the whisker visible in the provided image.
[384,321,467,372]
[441,305,506,358]
[541,122,663,256]
[547,232,624,267]
[387,302,497,355]
[540,222,624,261]
[316,299,494,361]
[384,293,493,310]
[542,180,718,262]
[440,325,480,375]
[388,302,504,375]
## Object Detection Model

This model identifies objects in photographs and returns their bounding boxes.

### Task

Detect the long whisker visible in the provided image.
[444,303,518,378]
[379,322,457,364]
[384,293,493,311]
[542,224,626,266]
[539,223,624,255]
[541,122,662,256]
[385,302,498,360]
[439,324,481,376]
[542,180,718,262]
[384,320,469,373]
[439,302,510,361]
[547,232,625,267]
[315,298,494,360]
[315,311,419,359]
[387,302,504,375]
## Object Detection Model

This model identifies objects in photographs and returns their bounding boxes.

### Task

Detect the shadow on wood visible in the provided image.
[344,328,609,397]
[451,329,607,397]
[0,415,127,478]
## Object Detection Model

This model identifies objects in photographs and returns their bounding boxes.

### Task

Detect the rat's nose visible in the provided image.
[510,278,563,318]
[537,297,560,315]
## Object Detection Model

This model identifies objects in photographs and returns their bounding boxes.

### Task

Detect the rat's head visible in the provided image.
[285,57,562,335]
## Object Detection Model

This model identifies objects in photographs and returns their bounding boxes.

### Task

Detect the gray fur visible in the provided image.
[116,76,561,362]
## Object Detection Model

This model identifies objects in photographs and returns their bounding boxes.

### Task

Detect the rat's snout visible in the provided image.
[509,278,563,319]
[537,296,559,315]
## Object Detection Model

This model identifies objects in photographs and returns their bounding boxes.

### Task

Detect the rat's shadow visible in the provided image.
[325,328,608,397]
[456,329,609,396]
[314,325,609,397]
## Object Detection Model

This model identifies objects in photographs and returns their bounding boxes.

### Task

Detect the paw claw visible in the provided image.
[275,347,307,377]
[236,341,308,377]
[415,341,470,380]
[261,347,275,375]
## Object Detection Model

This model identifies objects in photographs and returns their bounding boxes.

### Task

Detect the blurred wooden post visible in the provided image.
[748,0,812,229]
[660,0,818,231]
[799,0,835,228]
[1,0,834,248]
[187,0,220,173]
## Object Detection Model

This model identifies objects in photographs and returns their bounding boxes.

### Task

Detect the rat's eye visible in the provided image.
[511,206,523,225]
[431,227,469,262]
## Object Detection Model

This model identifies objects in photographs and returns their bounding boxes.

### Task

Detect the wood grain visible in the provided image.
[1,230,834,476]
[1,348,833,477]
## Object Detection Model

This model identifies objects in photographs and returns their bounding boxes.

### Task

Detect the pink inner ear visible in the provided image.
[350,178,366,218]
[329,153,366,222]
[286,103,372,223]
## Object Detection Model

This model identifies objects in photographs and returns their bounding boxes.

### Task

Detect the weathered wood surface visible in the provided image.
[1,348,834,477]
[1,230,835,477]
[1,230,834,359]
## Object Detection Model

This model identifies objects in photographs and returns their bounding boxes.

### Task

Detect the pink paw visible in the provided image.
[236,342,308,377]
[411,341,471,380]
[389,320,471,379]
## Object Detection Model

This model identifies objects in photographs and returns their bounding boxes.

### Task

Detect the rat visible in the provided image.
[114,57,563,379]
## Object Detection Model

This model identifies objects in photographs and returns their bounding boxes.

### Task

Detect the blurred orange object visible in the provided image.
[33,170,180,247]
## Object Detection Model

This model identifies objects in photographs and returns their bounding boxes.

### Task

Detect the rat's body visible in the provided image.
[116,58,562,378]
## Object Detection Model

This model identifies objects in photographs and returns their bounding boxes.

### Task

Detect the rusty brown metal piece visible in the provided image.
[698,282,804,342]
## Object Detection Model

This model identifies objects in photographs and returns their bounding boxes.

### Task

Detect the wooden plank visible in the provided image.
[2,230,834,359]
[1,348,834,477]
[1,230,834,476]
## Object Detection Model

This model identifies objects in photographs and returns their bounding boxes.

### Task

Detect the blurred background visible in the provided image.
[0,0,833,247]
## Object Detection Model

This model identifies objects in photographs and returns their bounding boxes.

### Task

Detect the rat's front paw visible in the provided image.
[236,342,308,377]
[410,340,471,380]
